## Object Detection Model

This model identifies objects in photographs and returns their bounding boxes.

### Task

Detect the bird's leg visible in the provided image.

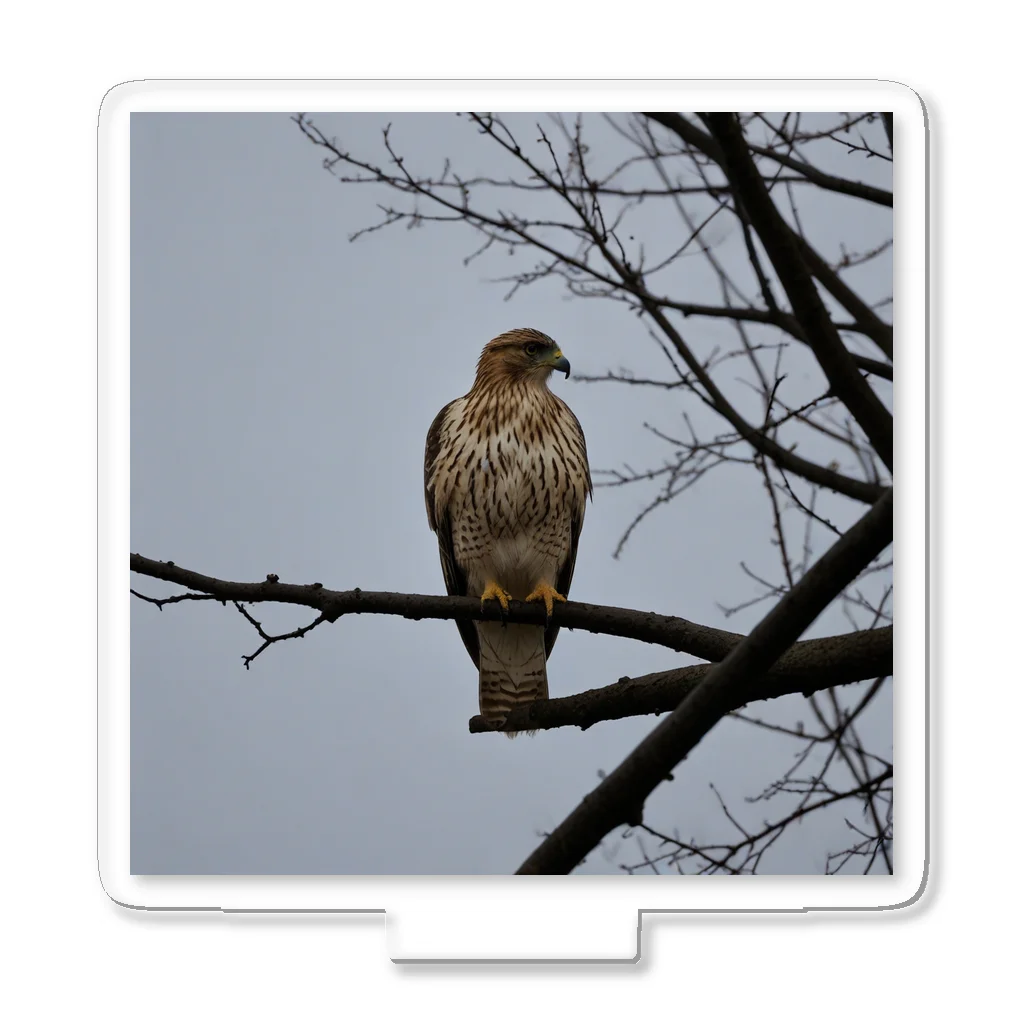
[525,581,567,622]
[480,581,512,622]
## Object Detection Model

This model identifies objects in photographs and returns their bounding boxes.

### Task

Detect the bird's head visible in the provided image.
[475,328,571,386]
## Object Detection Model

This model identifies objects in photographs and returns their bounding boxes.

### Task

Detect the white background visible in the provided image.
[2,1,1016,1017]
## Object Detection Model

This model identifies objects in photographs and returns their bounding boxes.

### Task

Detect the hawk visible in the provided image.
[424,328,591,734]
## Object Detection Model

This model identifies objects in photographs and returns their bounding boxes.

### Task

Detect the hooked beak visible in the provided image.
[547,349,571,378]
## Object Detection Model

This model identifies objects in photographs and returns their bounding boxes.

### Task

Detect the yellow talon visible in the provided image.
[525,581,567,620]
[480,581,512,613]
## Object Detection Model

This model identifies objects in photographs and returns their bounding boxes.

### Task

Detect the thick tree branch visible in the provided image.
[642,111,724,162]
[746,141,893,208]
[701,113,893,472]
[469,625,891,732]
[653,299,892,379]
[133,554,892,737]
[130,552,748,661]
[516,486,893,874]
[791,234,894,361]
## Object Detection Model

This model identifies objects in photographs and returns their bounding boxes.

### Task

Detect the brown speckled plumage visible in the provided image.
[424,329,591,734]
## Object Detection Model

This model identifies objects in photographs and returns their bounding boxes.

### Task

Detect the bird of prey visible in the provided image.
[423,328,591,734]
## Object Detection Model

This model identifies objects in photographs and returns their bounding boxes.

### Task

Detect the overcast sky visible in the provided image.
[129,112,892,875]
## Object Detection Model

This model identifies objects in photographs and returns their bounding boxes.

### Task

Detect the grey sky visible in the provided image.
[130,112,891,874]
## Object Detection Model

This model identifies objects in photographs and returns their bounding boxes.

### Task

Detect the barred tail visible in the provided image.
[476,621,549,739]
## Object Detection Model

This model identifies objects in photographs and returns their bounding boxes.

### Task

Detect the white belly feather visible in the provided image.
[452,432,574,599]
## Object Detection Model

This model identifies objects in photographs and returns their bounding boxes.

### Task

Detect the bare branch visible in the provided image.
[701,113,893,472]
[131,552,749,662]
[627,766,892,875]
[133,553,891,738]
[643,111,892,207]
[517,486,892,873]
[637,302,885,503]
[642,112,894,360]
[793,234,894,360]
[747,140,893,207]
[470,625,891,733]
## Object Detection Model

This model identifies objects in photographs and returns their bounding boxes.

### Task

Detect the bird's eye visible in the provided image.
[524,343,540,356]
